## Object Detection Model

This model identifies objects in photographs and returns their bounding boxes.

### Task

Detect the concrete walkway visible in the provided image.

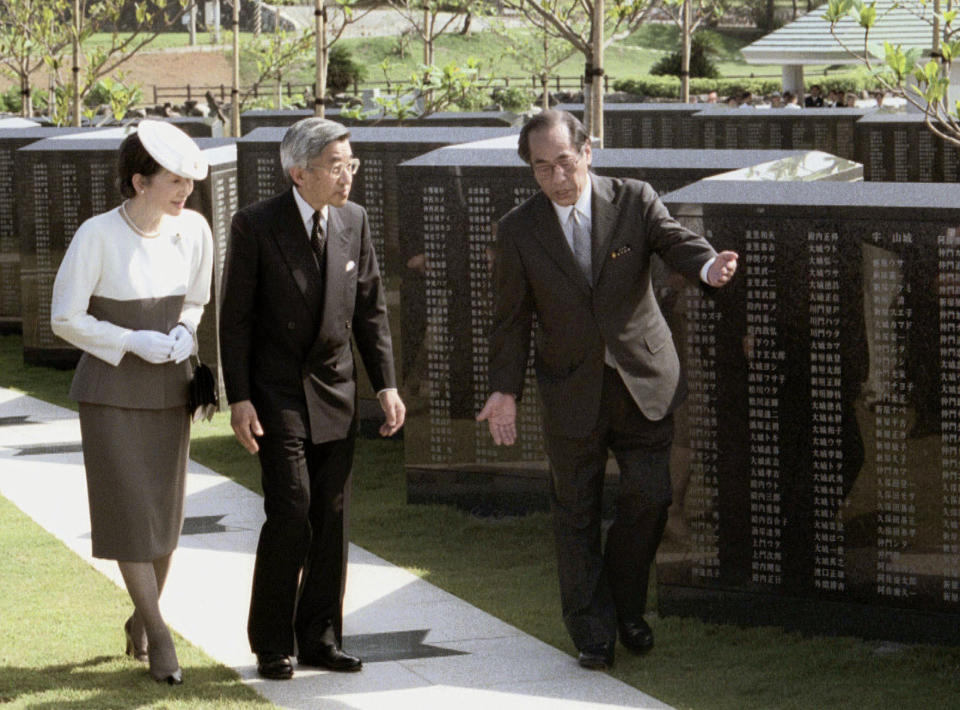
[0,386,671,709]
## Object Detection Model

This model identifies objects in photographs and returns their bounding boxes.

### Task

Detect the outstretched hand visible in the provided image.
[476,392,517,446]
[707,250,739,287]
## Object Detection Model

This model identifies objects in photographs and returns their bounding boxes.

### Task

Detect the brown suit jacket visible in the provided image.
[489,174,717,438]
[219,188,395,444]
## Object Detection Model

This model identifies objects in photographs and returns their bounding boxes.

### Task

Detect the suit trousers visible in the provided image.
[542,365,673,650]
[247,426,355,656]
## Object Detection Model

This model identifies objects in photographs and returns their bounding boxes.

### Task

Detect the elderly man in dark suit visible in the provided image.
[219,117,405,681]
[478,109,738,670]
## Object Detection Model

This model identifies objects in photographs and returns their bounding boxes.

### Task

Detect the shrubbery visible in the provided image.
[650,34,720,80]
[327,45,367,94]
[0,86,48,114]
[613,73,882,100]
[491,85,535,112]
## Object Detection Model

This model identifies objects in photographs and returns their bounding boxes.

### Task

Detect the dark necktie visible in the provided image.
[569,208,592,284]
[310,210,326,271]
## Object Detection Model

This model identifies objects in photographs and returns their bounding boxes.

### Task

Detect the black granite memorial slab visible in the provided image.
[398,142,817,512]
[855,112,960,182]
[17,133,238,409]
[163,116,225,139]
[656,179,960,644]
[693,107,871,159]
[240,109,516,135]
[0,127,106,333]
[556,103,704,149]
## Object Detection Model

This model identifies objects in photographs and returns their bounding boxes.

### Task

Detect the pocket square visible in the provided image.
[611,245,632,259]
[345,260,356,272]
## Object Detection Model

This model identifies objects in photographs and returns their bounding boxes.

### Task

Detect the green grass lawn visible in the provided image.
[0,498,271,709]
[2,332,960,709]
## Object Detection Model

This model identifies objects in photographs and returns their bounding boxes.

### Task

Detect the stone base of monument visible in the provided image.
[656,584,960,646]
[22,347,81,369]
[406,461,621,517]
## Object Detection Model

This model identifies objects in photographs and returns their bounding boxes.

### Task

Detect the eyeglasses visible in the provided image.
[532,149,584,179]
[307,157,361,178]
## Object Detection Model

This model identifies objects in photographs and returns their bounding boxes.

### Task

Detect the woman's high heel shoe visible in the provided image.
[153,667,183,685]
[147,631,183,685]
[124,615,148,663]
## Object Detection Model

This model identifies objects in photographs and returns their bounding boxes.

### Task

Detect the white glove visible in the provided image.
[126,330,176,364]
[168,324,195,364]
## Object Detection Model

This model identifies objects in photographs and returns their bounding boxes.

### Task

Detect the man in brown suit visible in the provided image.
[220,118,405,680]
[478,110,738,670]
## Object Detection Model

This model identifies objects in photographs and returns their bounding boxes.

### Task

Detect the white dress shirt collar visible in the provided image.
[551,173,592,230]
[292,186,328,237]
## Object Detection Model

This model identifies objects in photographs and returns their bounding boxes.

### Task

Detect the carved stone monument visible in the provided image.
[855,112,960,182]
[0,127,99,332]
[556,103,704,149]
[658,179,960,644]
[397,138,829,512]
[694,107,870,159]
[240,109,516,135]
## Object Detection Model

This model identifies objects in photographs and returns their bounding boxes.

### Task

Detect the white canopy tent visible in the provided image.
[741,0,945,101]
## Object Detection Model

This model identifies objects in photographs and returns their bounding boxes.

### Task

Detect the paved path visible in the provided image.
[0,386,671,709]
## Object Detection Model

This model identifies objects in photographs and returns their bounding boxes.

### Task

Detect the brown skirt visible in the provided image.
[78,402,190,561]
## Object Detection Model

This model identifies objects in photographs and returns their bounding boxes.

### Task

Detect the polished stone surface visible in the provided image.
[397,142,818,510]
[0,127,103,332]
[656,179,960,643]
[855,112,960,182]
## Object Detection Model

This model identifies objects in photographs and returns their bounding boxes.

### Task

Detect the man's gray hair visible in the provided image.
[280,117,351,174]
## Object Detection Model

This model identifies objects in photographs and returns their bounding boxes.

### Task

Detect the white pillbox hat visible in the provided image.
[137,119,208,180]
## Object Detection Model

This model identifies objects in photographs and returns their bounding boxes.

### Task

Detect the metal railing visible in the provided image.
[148,67,849,107]
[148,74,611,106]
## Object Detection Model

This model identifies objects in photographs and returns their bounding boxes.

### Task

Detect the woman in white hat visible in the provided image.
[51,120,213,685]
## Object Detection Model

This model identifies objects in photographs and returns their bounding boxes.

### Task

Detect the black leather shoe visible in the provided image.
[619,618,654,655]
[577,642,614,670]
[257,653,294,680]
[299,644,362,672]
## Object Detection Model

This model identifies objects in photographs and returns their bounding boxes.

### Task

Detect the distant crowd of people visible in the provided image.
[697,84,892,109]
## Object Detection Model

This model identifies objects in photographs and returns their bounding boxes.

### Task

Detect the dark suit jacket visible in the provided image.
[219,188,395,444]
[489,174,717,438]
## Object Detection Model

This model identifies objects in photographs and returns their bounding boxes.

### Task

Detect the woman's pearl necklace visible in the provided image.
[119,200,161,238]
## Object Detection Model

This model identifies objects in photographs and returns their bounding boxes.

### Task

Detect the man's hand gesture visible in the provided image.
[476,392,517,446]
[707,250,739,287]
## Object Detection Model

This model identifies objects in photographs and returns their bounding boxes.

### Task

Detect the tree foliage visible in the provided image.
[498,0,658,140]
[825,0,960,145]
[0,0,71,116]
[240,28,315,110]
[341,57,493,121]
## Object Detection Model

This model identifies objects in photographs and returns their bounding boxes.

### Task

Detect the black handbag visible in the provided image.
[187,356,218,422]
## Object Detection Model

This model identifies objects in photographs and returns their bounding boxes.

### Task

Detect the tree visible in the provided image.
[824,0,960,146]
[385,0,473,69]
[55,0,194,126]
[0,0,71,117]
[488,1,578,110]
[658,0,728,102]
[499,0,657,145]
[240,28,315,111]
[341,57,493,121]
[313,0,375,117]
